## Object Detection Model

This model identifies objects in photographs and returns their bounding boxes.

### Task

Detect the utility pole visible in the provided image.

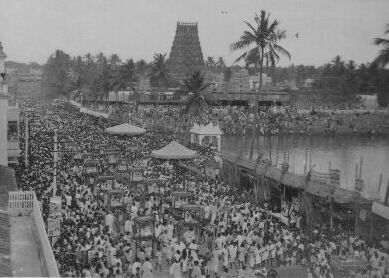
[53,129,58,196]
[24,115,29,166]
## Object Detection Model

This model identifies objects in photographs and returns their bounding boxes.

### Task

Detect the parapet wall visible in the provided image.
[8,191,60,277]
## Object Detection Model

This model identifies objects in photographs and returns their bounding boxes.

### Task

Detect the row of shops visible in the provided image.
[220,152,389,240]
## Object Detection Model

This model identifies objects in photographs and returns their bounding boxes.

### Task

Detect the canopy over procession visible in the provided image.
[106,123,146,136]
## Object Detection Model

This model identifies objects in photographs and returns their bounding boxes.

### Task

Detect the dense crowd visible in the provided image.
[128,104,384,137]
[13,97,389,278]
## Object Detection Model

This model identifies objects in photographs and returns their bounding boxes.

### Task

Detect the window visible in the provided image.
[7,121,18,141]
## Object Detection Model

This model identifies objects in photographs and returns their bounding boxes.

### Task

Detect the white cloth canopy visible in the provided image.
[105,123,146,136]
[190,123,223,135]
[80,107,109,119]
[151,141,198,160]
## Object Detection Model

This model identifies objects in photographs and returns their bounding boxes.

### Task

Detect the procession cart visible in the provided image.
[98,175,115,195]
[176,204,204,240]
[99,143,109,156]
[108,189,126,233]
[330,255,368,277]
[115,158,131,182]
[105,148,119,165]
[93,140,101,152]
[83,160,99,176]
[133,216,155,257]
[171,191,191,208]
[130,167,144,182]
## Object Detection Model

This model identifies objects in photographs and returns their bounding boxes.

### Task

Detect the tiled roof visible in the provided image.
[0,165,18,277]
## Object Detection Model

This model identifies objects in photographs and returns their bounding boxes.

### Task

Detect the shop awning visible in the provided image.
[306,181,363,204]
[372,202,389,220]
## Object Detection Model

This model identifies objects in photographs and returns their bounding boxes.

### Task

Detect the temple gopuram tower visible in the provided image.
[167,22,204,84]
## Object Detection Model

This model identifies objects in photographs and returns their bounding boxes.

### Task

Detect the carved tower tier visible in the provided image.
[167,22,205,84]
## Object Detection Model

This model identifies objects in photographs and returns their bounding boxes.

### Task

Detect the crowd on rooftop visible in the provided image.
[12,96,389,278]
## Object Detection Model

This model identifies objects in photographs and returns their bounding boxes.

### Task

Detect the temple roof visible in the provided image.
[190,123,223,135]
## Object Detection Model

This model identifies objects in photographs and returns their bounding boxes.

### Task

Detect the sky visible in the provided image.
[0,0,388,67]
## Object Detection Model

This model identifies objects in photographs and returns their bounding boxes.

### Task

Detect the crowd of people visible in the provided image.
[13,96,389,278]
[125,104,386,137]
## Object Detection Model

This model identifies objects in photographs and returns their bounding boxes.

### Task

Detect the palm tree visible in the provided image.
[231,10,290,159]
[96,52,107,66]
[346,60,356,72]
[109,54,122,69]
[112,59,139,109]
[180,71,212,143]
[92,65,113,99]
[331,55,346,76]
[223,67,232,103]
[374,24,389,68]
[217,57,227,71]
[150,53,169,88]
[136,59,149,77]
[182,71,212,115]
[84,53,94,65]
[206,57,217,72]
[149,54,169,130]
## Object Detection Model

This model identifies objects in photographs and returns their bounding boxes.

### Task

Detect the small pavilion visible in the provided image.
[190,123,222,152]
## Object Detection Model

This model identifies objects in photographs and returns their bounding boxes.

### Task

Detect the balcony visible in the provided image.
[7,141,20,164]
[7,140,19,151]
[8,191,60,277]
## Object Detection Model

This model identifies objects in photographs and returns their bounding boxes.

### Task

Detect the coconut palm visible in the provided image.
[84,53,94,65]
[331,55,346,76]
[231,10,290,159]
[136,59,149,77]
[181,71,212,115]
[206,57,217,72]
[92,65,113,99]
[109,54,122,70]
[150,53,169,88]
[112,59,139,109]
[374,24,389,68]
[180,71,212,143]
[217,57,227,71]
[96,52,107,68]
[223,67,232,103]
[113,59,138,90]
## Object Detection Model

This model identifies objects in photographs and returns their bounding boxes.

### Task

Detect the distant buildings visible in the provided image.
[225,68,251,92]
[19,68,42,82]
[0,42,21,166]
[358,94,379,109]
[249,73,273,89]
[303,78,315,88]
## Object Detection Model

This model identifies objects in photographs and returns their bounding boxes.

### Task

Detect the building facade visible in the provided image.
[0,42,21,166]
[249,73,273,89]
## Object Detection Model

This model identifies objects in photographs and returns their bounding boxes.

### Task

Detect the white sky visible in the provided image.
[0,0,388,67]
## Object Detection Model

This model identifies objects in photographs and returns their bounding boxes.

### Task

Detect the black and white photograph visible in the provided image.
[0,0,389,277]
